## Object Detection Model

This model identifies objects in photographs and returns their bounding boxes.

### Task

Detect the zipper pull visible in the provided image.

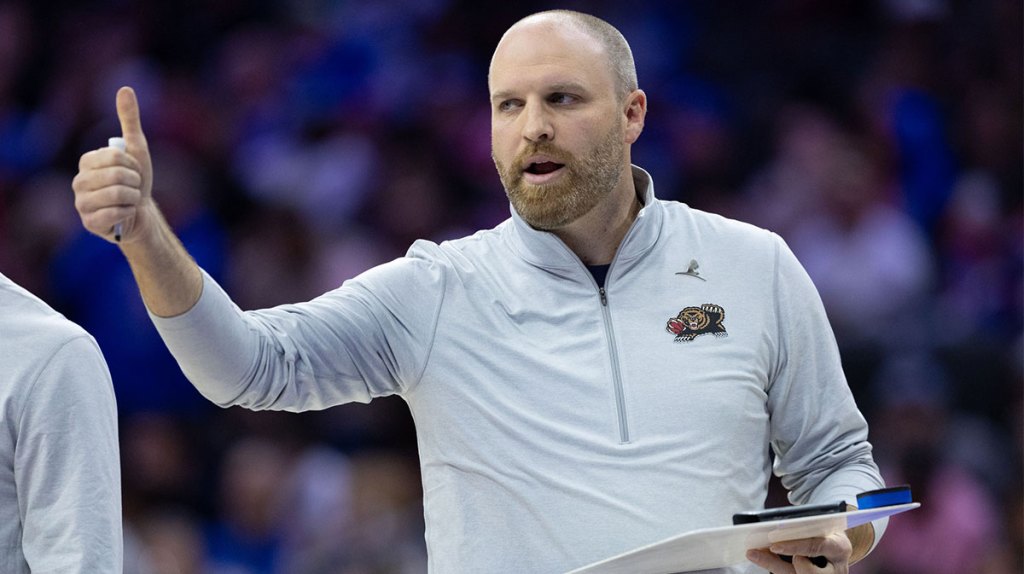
[599,287,608,306]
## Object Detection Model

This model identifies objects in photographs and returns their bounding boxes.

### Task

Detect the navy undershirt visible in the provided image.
[587,264,611,288]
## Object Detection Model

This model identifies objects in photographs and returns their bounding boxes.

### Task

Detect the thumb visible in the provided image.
[116,86,147,148]
[114,85,154,206]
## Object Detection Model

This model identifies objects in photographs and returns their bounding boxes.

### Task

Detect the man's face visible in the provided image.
[489,19,628,230]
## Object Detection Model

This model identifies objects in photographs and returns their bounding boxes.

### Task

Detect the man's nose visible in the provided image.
[522,102,553,142]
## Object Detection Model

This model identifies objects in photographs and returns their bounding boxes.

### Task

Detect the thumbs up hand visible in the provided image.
[72,87,155,244]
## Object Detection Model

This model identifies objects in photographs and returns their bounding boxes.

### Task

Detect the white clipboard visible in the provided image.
[566,503,920,574]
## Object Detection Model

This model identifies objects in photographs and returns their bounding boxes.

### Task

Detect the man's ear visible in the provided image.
[624,89,647,144]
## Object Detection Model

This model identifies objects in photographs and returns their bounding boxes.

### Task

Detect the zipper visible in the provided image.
[599,286,630,444]
[550,211,643,445]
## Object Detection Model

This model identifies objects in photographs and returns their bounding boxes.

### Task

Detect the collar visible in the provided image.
[505,165,664,270]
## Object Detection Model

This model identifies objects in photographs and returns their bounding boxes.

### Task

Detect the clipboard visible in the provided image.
[566,502,919,574]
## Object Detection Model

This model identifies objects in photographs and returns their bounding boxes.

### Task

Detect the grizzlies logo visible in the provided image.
[666,304,727,342]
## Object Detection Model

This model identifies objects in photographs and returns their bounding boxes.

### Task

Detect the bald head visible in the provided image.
[492,10,638,101]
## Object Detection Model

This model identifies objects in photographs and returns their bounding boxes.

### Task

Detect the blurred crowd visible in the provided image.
[0,0,1019,572]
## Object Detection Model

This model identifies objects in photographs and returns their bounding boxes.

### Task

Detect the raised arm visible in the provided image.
[71,86,202,317]
[71,88,445,413]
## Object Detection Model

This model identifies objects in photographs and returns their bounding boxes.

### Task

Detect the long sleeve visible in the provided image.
[765,234,888,542]
[16,336,122,573]
[150,253,446,412]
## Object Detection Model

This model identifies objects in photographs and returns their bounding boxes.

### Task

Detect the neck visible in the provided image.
[553,169,642,265]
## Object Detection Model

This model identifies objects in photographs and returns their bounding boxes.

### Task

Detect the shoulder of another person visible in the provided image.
[0,291,93,360]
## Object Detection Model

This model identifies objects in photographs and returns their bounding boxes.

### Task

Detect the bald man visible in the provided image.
[72,10,885,573]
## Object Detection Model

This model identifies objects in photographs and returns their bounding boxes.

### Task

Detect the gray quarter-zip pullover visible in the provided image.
[152,166,885,573]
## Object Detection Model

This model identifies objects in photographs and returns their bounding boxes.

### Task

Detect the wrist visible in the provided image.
[845,504,875,564]
[117,199,164,251]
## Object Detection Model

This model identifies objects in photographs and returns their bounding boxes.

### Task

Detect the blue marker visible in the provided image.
[856,485,913,509]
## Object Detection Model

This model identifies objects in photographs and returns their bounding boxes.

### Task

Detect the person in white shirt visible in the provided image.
[0,272,122,573]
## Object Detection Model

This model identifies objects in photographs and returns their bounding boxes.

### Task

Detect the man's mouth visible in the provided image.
[522,160,566,184]
[525,161,564,175]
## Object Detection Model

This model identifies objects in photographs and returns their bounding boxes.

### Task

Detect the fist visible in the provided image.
[71,86,154,243]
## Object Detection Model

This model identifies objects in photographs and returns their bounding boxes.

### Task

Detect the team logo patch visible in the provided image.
[666,304,728,342]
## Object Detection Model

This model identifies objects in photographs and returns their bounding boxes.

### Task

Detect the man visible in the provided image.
[72,10,885,573]
[0,272,123,572]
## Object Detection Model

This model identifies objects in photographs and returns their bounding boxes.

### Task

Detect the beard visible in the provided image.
[493,122,625,230]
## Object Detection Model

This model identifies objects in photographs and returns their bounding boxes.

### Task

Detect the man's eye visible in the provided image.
[498,100,522,112]
[549,93,577,105]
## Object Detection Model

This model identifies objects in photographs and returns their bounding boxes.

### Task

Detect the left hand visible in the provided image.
[746,531,852,573]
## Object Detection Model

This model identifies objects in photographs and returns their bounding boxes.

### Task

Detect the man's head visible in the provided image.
[489,10,646,230]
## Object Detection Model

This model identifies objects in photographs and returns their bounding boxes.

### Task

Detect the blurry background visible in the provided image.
[0,0,1019,572]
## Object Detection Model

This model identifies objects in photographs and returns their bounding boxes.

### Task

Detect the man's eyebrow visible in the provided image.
[490,83,590,102]
[546,82,589,94]
[490,90,515,102]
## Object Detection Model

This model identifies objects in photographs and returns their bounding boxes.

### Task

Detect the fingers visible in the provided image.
[747,548,796,573]
[78,146,142,173]
[760,533,851,574]
[73,149,145,240]
[748,548,843,574]
[770,532,851,564]
[792,555,839,573]
[770,540,827,560]
[73,181,142,213]
[79,206,138,238]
